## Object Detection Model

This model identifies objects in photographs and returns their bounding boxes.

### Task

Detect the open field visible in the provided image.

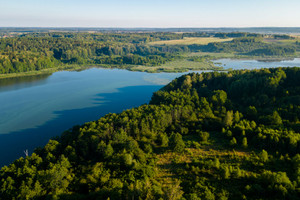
[148,37,233,45]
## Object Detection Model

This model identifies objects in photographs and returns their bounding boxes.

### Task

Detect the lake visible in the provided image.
[213,58,300,70]
[1,58,300,167]
[0,68,203,167]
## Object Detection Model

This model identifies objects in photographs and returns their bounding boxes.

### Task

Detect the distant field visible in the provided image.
[148,37,233,45]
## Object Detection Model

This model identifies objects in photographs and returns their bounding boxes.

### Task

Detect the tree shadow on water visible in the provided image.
[0,85,162,167]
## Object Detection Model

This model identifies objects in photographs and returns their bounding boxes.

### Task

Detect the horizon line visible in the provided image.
[1,26,300,29]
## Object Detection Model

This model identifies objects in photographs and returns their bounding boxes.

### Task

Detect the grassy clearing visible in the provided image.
[148,37,233,46]
[129,58,223,73]
[154,133,252,187]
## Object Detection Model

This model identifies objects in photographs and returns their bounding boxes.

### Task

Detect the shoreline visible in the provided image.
[0,55,299,79]
[0,65,92,80]
[0,63,224,79]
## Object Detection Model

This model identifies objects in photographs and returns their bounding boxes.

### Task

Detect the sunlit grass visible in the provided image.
[129,58,223,73]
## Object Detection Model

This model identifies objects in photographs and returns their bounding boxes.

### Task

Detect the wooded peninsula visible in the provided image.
[1,67,300,199]
[1,29,300,199]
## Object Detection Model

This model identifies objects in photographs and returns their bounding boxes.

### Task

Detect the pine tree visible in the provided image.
[170,133,185,153]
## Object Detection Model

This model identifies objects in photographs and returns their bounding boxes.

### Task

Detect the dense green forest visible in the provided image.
[1,67,300,199]
[188,37,297,56]
[0,32,299,75]
[0,32,185,74]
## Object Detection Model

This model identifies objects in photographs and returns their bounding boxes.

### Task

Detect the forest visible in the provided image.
[1,67,300,200]
[0,32,184,74]
[0,31,299,75]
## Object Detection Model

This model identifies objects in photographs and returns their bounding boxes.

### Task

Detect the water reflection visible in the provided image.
[0,73,51,92]
[213,58,300,70]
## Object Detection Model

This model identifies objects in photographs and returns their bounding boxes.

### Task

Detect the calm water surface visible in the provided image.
[1,58,300,167]
[213,58,300,70]
[0,68,200,166]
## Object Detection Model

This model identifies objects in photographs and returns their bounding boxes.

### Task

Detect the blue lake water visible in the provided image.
[1,58,300,167]
[0,68,202,166]
[213,58,300,70]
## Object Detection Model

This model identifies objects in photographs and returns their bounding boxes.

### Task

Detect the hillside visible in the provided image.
[1,67,300,200]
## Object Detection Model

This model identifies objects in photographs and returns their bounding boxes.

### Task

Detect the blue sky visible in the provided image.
[0,0,299,27]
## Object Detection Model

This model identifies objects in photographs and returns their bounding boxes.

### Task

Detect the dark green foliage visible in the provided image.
[214,32,263,38]
[0,32,185,74]
[1,67,300,199]
[196,37,266,53]
[229,137,237,146]
[1,32,299,75]
[157,132,169,147]
[242,137,248,148]
[193,36,297,57]
[169,133,186,153]
[273,34,295,40]
[198,130,210,142]
[260,149,269,162]
[248,46,296,56]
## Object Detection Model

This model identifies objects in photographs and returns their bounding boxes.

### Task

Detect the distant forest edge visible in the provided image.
[2,27,300,34]
[1,67,300,199]
[0,31,300,75]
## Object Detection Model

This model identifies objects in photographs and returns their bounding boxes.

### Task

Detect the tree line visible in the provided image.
[1,32,298,74]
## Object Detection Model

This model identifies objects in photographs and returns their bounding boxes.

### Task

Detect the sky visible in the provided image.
[0,0,299,27]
